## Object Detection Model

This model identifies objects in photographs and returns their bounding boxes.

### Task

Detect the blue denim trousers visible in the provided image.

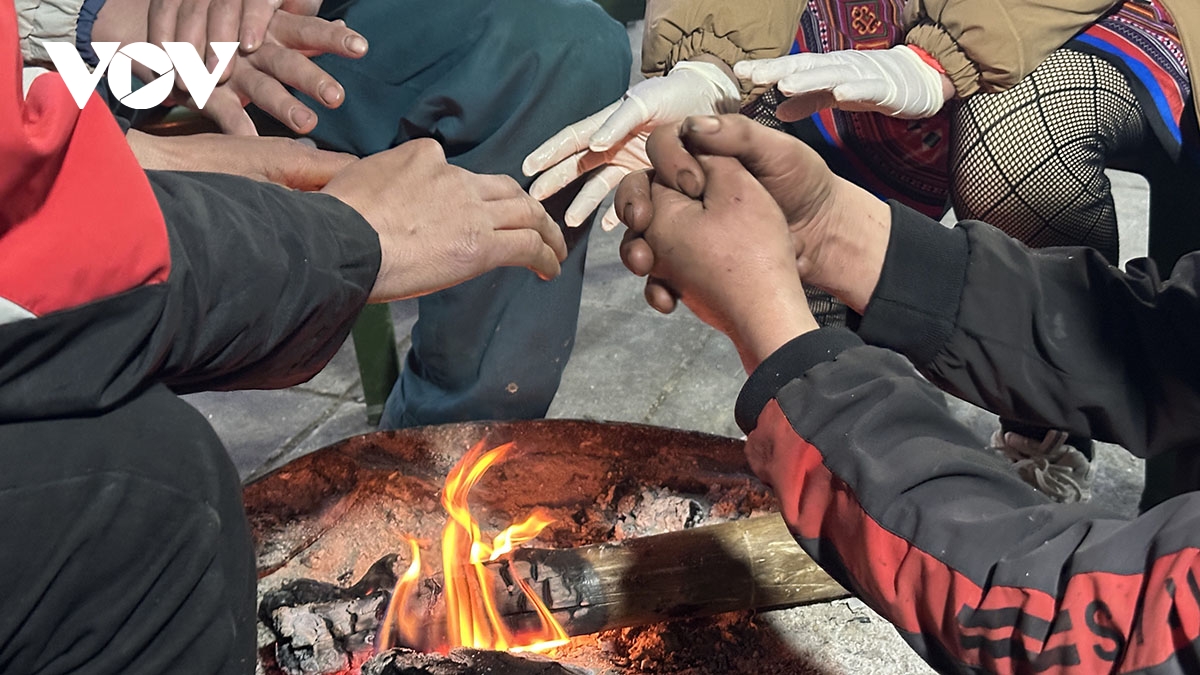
[305,0,632,428]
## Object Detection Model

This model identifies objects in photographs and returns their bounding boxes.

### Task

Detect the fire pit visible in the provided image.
[246,420,847,674]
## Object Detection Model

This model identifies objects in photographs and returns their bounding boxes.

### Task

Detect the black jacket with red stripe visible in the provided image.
[736,202,1200,674]
[0,5,379,422]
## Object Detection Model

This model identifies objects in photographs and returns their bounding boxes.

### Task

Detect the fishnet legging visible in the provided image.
[951,49,1148,263]
[742,49,1148,322]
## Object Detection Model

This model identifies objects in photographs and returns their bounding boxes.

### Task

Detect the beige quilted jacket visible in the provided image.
[642,0,1200,112]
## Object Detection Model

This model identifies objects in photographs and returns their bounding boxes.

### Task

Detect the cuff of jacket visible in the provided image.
[642,37,761,103]
[640,0,806,105]
[735,327,863,434]
[17,0,88,66]
[855,200,969,368]
[905,22,981,98]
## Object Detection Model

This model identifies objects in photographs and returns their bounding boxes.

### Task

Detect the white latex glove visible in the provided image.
[734,45,946,121]
[522,60,740,230]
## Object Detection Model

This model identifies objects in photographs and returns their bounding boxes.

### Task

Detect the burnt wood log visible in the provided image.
[488,513,846,636]
[362,648,592,675]
[261,556,399,674]
[263,514,846,671]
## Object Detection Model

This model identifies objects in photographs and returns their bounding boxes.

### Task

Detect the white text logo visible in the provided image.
[45,42,238,109]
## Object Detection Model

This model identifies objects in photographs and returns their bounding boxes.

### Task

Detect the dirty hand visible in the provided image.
[126,130,356,190]
[198,8,368,135]
[522,60,740,230]
[734,45,948,120]
[618,155,818,371]
[618,114,890,313]
[322,139,568,303]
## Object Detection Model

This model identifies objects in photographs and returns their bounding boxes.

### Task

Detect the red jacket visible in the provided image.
[0,0,380,422]
[739,202,1200,673]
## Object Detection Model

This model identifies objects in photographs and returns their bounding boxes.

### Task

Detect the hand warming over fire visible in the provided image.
[614,153,819,372]
[620,115,893,316]
[321,139,569,303]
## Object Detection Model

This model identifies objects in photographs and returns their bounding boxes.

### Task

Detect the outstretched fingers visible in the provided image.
[566,165,628,228]
[522,102,618,177]
[268,11,367,59]
[490,228,564,281]
[486,194,569,264]
[733,54,817,87]
[200,85,258,135]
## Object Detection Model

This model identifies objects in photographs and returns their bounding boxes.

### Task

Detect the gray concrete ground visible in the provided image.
[184,23,1155,673]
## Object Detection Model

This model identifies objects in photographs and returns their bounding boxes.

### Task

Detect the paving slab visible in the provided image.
[545,303,712,423]
[641,328,745,438]
[292,338,361,397]
[183,388,340,479]
[246,400,378,482]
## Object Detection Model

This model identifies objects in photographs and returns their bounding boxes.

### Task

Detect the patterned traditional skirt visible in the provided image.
[743,0,1192,216]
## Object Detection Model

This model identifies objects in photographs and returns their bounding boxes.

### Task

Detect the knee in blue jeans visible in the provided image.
[486,0,632,107]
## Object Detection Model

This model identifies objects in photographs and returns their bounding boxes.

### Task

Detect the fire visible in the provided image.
[376,538,423,652]
[378,440,570,655]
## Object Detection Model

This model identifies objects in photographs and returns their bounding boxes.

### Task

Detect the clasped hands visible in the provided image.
[612,114,891,372]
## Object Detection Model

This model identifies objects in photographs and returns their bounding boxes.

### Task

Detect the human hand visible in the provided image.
[522,60,740,230]
[198,9,368,135]
[126,130,356,190]
[619,156,818,371]
[618,114,890,313]
[146,0,276,77]
[91,0,265,84]
[734,45,949,121]
[322,139,569,303]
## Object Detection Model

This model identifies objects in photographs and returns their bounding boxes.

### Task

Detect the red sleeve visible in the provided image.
[0,2,168,322]
[739,328,1200,674]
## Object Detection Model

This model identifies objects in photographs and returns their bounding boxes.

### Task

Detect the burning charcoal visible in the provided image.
[612,488,706,540]
[262,555,400,674]
[362,648,593,675]
[271,606,350,674]
[269,595,389,675]
[261,554,400,614]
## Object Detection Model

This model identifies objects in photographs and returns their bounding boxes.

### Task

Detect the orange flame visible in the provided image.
[378,440,570,655]
[377,538,423,652]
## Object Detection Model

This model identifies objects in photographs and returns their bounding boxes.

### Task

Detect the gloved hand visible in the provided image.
[734,45,947,121]
[522,60,740,230]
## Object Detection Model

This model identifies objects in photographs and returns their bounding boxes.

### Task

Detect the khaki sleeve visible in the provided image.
[642,0,806,102]
[16,0,85,66]
[902,0,1120,97]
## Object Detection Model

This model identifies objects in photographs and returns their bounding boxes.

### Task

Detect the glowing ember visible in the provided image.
[378,440,570,655]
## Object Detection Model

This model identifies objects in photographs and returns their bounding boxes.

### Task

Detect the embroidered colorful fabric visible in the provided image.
[769,0,1192,214]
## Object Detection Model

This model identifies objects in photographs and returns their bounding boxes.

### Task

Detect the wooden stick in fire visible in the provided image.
[481,513,847,637]
[262,513,849,659]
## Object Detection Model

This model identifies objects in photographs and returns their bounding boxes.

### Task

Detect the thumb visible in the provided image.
[589,92,652,152]
[274,146,359,191]
[676,114,818,185]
